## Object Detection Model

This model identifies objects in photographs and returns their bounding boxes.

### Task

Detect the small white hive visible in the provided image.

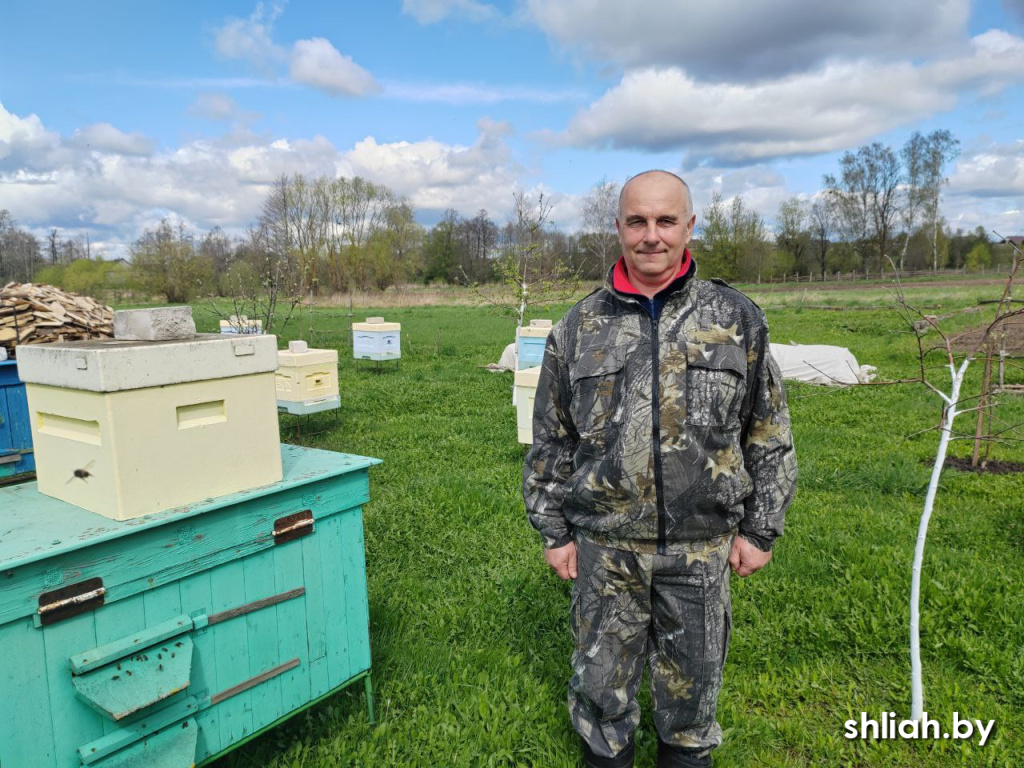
[16,330,282,521]
[219,315,263,334]
[514,366,542,445]
[276,340,340,415]
[352,317,401,361]
[517,319,552,369]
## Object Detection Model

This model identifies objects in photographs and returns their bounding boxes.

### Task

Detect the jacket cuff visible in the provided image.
[541,529,574,550]
[738,530,774,552]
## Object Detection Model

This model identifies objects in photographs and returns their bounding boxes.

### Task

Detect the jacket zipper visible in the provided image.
[647,307,667,555]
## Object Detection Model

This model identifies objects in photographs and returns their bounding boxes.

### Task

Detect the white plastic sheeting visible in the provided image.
[770,343,876,385]
[488,340,875,386]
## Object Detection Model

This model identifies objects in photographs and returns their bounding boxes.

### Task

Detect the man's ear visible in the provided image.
[615,218,621,236]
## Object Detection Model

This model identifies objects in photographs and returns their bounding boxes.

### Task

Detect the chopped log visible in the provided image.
[0,283,114,358]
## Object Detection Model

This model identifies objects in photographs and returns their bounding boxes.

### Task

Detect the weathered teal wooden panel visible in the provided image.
[0,445,379,768]
[273,535,309,716]
[243,548,283,729]
[212,559,252,750]
[0,616,57,768]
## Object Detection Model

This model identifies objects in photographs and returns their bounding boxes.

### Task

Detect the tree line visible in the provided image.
[2,129,1018,304]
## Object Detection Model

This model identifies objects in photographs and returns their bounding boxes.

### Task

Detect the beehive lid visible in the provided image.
[518,320,553,338]
[277,340,338,367]
[515,365,543,387]
[16,334,279,392]
[352,322,400,332]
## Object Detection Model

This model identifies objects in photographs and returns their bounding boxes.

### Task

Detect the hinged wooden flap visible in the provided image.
[71,614,194,674]
[78,695,198,765]
[88,717,198,768]
[72,636,194,721]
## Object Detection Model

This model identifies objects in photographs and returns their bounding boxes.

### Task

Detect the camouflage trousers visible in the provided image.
[568,533,733,761]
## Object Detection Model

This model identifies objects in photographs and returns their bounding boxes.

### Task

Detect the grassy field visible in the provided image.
[191,280,1023,767]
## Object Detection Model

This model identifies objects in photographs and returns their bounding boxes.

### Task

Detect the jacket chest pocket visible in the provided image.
[684,342,748,428]
[570,344,629,435]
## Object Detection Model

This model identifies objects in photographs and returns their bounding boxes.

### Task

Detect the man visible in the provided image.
[523,171,796,768]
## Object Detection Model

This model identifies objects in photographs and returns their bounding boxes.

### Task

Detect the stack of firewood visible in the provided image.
[0,283,114,358]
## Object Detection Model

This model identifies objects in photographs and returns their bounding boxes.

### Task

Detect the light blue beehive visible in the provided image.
[0,359,35,482]
[516,319,552,369]
[352,318,400,361]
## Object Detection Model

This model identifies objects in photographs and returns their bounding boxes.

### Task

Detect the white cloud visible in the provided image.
[527,0,968,80]
[558,31,1024,164]
[401,0,498,24]
[0,105,544,257]
[212,2,287,71]
[345,118,521,214]
[71,124,154,156]
[948,141,1024,198]
[186,93,259,123]
[289,38,377,97]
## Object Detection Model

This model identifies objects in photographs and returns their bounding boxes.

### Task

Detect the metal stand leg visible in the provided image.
[364,673,376,724]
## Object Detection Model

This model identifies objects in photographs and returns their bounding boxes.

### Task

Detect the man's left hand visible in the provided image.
[729,536,772,577]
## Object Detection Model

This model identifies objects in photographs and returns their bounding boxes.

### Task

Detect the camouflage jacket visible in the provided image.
[523,263,797,555]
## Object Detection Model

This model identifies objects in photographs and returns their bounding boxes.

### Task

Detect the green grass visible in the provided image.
[190,296,1024,767]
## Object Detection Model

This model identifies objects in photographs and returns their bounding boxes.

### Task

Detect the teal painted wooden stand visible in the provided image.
[0,444,380,768]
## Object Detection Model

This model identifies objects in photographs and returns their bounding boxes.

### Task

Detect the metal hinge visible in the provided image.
[272,509,314,545]
[38,577,106,626]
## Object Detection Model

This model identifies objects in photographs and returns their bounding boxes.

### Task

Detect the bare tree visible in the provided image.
[581,177,620,279]
[476,191,582,330]
[825,142,902,276]
[775,198,809,276]
[808,196,836,280]
[921,131,960,271]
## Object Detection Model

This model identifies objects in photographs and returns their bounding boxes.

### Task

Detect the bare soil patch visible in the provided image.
[945,456,1024,475]
[950,313,1024,356]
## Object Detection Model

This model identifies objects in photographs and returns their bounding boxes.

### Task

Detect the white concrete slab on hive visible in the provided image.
[16,334,278,392]
[113,307,196,341]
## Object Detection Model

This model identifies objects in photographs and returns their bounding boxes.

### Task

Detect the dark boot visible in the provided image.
[657,741,711,768]
[582,739,635,768]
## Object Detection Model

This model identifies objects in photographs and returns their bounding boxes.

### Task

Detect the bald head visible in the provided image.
[619,170,693,221]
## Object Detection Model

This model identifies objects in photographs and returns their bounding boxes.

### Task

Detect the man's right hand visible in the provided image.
[545,541,578,580]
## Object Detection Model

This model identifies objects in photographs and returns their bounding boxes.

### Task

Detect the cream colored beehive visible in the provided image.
[352,317,401,361]
[514,366,542,445]
[276,340,339,403]
[16,334,283,521]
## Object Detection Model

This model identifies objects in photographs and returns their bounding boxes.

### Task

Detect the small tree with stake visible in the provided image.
[889,238,1024,720]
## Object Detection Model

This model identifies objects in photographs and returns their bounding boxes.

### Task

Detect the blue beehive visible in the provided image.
[516,320,552,369]
[0,444,380,767]
[0,358,35,482]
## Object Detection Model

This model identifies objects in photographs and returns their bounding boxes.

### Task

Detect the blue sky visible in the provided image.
[2,0,1024,257]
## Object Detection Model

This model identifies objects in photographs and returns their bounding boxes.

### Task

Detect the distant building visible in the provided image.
[1001,236,1024,247]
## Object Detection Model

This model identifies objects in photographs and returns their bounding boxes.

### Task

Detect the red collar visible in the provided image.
[612,249,692,296]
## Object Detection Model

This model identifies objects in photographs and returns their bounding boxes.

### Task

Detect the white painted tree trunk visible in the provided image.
[910,356,971,720]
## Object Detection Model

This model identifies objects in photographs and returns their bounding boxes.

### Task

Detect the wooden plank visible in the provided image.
[242,548,283,730]
[273,535,309,716]
[177,570,219,761]
[206,587,305,626]
[209,658,299,706]
[0,617,58,768]
[211,560,253,747]
[301,518,329,699]
[340,508,373,677]
[41,610,104,768]
[317,513,351,690]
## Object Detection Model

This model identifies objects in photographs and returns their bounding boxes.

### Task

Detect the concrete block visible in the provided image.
[114,307,196,341]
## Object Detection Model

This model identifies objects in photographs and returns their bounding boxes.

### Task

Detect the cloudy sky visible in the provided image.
[1,0,1023,257]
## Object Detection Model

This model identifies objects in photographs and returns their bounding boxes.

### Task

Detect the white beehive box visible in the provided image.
[276,340,340,405]
[514,366,542,445]
[517,319,552,370]
[352,317,401,361]
[16,334,283,521]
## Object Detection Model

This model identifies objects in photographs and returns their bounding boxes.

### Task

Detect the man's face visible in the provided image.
[616,173,695,288]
